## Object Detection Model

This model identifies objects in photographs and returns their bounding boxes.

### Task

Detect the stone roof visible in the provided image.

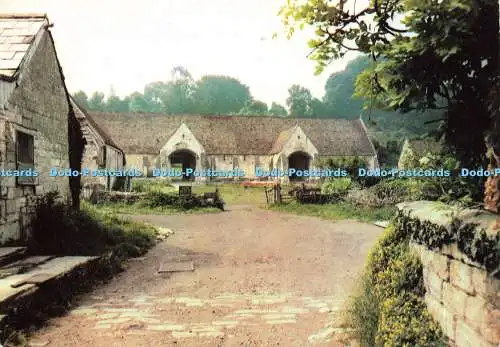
[0,14,48,79]
[407,139,443,156]
[89,112,377,157]
[269,126,297,154]
[70,97,123,152]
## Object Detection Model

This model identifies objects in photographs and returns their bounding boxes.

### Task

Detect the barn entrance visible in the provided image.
[169,149,196,181]
[288,151,311,181]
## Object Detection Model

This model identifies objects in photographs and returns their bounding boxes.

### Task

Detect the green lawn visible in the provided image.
[268,201,397,223]
[82,200,220,215]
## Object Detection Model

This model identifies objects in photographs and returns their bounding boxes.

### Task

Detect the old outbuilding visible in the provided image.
[71,97,125,190]
[0,14,83,243]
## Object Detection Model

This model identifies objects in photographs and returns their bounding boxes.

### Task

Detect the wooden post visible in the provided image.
[276,183,282,204]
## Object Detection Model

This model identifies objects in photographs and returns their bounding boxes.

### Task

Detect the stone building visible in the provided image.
[0,14,83,243]
[90,112,378,182]
[398,138,443,169]
[71,98,125,190]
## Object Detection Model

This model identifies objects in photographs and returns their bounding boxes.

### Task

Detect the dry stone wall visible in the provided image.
[400,202,499,347]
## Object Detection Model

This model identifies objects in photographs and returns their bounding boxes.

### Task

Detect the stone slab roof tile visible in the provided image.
[0,14,47,79]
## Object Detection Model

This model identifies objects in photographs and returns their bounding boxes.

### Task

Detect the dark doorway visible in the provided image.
[288,151,310,181]
[169,149,196,181]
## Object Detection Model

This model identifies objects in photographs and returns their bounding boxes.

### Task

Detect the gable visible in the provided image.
[272,125,318,157]
[159,123,205,155]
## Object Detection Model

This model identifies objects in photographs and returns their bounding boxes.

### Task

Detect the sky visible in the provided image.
[1,0,359,106]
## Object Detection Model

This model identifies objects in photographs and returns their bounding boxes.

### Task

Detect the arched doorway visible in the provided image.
[288,151,311,181]
[169,149,196,181]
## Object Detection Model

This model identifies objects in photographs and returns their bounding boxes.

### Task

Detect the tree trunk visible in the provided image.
[483,0,499,221]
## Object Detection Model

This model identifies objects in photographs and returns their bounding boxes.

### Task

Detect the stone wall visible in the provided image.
[0,30,71,243]
[402,202,500,347]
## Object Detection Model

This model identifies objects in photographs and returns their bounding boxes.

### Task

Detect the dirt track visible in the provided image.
[29,205,382,346]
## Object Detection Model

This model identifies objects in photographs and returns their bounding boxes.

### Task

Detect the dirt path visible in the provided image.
[28,206,383,346]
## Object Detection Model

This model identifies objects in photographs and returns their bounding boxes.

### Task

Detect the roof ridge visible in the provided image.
[0,13,47,19]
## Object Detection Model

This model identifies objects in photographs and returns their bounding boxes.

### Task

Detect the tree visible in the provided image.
[280,0,499,203]
[105,87,129,112]
[286,84,313,117]
[72,90,89,109]
[128,92,150,112]
[143,81,167,112]
[310,97,329,117]
[238,100,268,115]
[193,75,251,114]
[87,91,105,111]
[268,102,288,116]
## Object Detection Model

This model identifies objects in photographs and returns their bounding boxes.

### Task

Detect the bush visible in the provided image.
[28,191,157,257]
[321,177,352,196]
[377,293,447,347]
[346,179,414,207]
[347,224,446,346]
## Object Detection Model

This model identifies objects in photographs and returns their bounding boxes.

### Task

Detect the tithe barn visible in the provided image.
[89,112,378,183]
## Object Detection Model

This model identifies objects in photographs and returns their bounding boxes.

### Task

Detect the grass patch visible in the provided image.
[88,200,220,215]
[269,201,396,223]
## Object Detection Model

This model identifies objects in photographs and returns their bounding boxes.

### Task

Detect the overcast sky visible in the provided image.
[1,0,359,106]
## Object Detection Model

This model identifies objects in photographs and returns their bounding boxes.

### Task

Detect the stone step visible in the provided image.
[0,247,27,267]
[0,256,98,306]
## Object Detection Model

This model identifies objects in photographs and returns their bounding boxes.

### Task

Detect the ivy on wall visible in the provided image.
[394,210,500,278]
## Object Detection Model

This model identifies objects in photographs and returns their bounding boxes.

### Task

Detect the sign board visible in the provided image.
[179,186,192,196]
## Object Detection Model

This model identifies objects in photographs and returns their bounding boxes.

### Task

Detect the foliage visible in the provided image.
[346,179,413,207]
[193,75,251,114]
[28,191,157,258]
[279,0,499,173]
[372,138,402,166]
[315,155,366,175]
[377,293,447,347]
[419,152,483,204]
[238,99,269,115]
[286,84,313,116]
[268,102,288,116]
[348,224,446,346]
[322,56,441,141]
[321,177,352,196]
[394,210,500,277]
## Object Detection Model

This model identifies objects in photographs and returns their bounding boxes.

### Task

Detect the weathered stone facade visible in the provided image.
[0,16,78,243]
[400,202,500,347]
[72,98,125,189]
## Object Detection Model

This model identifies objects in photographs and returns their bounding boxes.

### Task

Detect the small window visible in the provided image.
[16,131,35,185]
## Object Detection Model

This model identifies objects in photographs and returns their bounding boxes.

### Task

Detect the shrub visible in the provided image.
[347,224,446,346]
[321,177,352,196]
[28,191,157,257]
[377,293,447,347]
[346,179,414,207]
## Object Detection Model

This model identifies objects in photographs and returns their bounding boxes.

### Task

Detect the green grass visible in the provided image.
[85,200,220,215]
[268,201,397,223]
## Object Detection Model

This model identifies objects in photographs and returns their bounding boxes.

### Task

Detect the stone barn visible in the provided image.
[0,14,83,243]
[90,113,378,183]
[71,97,125,190]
